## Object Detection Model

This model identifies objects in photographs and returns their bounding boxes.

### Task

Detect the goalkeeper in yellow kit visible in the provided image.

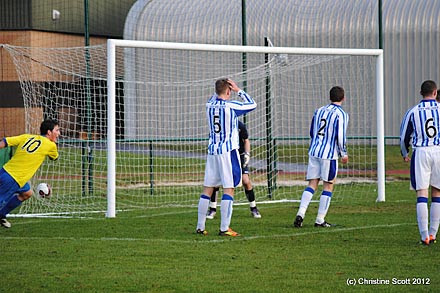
[0,119,60,228]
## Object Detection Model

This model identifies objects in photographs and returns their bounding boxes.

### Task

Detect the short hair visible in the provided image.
[40,119,59,135]
[215,78,230,95]
[420,80,437,97]
[329,86,345,102]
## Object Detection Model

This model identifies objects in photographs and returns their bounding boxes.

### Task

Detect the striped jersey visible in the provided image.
[308,103,349,160]
[3,134,59,187]
[206,90,256,155]
[400,99,440,157]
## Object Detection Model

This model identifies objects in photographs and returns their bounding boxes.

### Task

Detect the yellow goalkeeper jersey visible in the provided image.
[3,134,59,187]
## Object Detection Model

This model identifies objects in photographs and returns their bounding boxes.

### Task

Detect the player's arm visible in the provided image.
[399,110,413,159]
[48,146,59,161]
[309,113,317,138]
[337,113,349,163]
[49,154,59,161]
[229,92,257,116]
[242,138,251,168]
[226,79,256,116]
[243,138,250,154]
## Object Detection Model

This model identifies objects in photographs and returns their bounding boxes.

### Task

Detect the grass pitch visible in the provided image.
[0,180,437,292]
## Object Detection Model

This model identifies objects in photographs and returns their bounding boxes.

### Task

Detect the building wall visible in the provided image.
[0,31,107,136]
[0,0,137,136]
[1,0,137,37]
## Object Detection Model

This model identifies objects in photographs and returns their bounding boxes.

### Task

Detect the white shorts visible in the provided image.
[204,149,242,188]
[306,156,338,183]
[410,146,440,190]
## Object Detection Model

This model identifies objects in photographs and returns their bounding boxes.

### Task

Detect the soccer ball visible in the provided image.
[36,183,51,199]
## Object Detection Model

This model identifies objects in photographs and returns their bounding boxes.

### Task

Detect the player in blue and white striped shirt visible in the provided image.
[294,86,349,228]
[196,78,256,236]
[400,80,440,245]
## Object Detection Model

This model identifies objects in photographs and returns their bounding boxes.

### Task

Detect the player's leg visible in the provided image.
[428,153,440,244]
[0,190,32,228]
[206,187,219,219]
[4,188,33,212]
[412,149,430,244]
[294,179,319,227]
[429,187,440,244]
[219,150,241,236]
[196,155,219,235]
[294,156,320,227]
[242,173,261,218]
[0,190,14,228]
[416,190,430,244]
[196,186,214,235]
[0,171,31,228]
[314,159,337,227]
[314,182,334,227]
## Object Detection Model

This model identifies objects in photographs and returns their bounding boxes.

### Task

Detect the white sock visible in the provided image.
[196,195,210,231]
[417,198,429,240]
[316,190,332,224]
[429,200,440,238]
[220,194,234,232]
[249,201,256,208]
[297,187,315,218]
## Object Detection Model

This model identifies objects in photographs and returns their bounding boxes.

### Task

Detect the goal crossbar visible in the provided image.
[106,39,385,218]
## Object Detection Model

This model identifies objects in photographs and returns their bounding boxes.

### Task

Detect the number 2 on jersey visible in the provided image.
[318,118,327,136]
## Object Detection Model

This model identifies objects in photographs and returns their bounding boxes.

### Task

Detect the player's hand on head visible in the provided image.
[227,79,240,92]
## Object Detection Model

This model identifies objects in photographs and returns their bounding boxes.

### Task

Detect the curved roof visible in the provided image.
[124,0,440,136]
[124,0,378,48]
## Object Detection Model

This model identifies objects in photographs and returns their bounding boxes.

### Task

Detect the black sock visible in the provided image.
[211,187,219,203]
[245,189,255,202]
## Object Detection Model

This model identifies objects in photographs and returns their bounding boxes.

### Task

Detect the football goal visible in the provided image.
[4,40,384,218]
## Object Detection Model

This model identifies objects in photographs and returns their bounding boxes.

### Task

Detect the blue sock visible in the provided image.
[0,195,22,217]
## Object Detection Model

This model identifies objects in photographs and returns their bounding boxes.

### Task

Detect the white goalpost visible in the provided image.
[4,39,384,218]
[106,39,384,218]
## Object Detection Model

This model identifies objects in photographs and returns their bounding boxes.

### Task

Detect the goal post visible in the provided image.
[106,39,385,218]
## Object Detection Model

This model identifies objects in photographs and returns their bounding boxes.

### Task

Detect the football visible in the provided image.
[36,183,51,198]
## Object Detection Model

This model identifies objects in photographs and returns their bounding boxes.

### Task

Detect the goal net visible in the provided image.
[4,40,384,217]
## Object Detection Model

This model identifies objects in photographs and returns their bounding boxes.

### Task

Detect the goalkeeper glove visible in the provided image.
[242,152,250,168]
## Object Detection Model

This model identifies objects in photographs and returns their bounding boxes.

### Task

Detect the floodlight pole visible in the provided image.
[241,0,248,125]
[378,0,383,49]
[83,0,94,196]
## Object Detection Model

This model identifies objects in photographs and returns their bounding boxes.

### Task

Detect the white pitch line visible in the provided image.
[1,222,412,244]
